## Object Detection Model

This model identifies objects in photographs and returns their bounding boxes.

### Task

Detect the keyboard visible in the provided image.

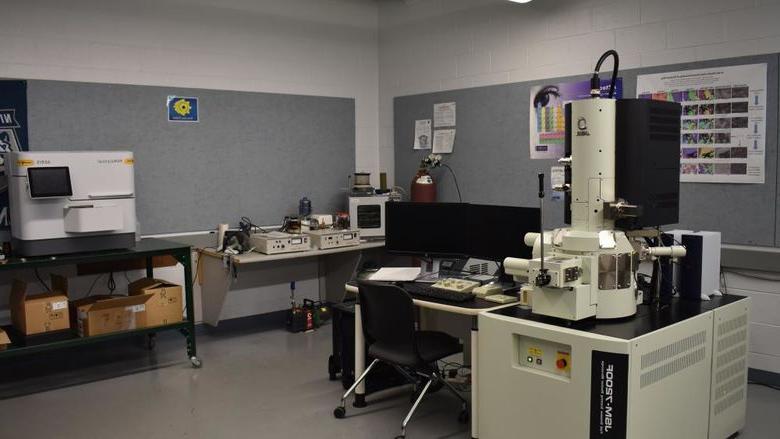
[400,282,475,303]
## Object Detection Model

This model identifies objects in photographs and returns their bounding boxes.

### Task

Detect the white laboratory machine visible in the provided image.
[348,195,389,239]
[479,50,749,439]
[250,231,311,255]
[8,151,137,256]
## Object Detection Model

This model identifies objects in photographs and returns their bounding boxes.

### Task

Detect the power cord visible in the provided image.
[193,251,205,284]
[107,272,117,295]
[33,268,52,293]
[440,164,463,202]
[86,274,105,297]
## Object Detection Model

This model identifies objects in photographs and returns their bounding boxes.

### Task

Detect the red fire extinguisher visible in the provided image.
[411,154,440,202]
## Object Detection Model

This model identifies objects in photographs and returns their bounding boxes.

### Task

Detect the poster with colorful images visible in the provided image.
[0,80,29,232]
[529,78,623,159]
[637,64,767,184]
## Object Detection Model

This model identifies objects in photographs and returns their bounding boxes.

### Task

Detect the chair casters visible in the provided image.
[353,393,367,408]
[333,406,346,419]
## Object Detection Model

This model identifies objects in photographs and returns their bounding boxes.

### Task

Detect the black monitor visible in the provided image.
[468,204,540,261]
[385,202,470,258]
[385,202,540,261]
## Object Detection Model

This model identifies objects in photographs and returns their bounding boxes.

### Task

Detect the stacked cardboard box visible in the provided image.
[0,328,10,350]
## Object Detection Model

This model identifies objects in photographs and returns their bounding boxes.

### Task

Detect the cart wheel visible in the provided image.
[458,409,470,424]
[333,406,346,419]
[190,356,202,368]
[146,334,157,350]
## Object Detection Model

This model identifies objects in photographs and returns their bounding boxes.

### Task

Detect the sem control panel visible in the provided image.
[514,335,571,379]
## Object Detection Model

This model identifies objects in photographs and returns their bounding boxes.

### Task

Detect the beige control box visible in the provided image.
[305,229,360,250]
[431,278,481,294]
[251,232,311,255]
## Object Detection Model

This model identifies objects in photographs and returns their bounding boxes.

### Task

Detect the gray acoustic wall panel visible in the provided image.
[26,81,355,235]
[394,54,778,246]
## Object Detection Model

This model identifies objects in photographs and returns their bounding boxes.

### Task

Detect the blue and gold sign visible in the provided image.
[167,96,199,122]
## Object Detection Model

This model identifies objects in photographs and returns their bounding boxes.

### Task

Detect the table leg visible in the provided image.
[471,318,479,439]
[354,301,367,407]
[176,250,200,368]
[145,256,154,278]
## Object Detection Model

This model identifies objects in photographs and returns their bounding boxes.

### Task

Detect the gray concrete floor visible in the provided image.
[0,323,777,438]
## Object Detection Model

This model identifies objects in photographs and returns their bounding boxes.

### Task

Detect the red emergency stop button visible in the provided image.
[556,358,568,369]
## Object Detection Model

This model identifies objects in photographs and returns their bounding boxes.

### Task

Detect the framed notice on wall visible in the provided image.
[636,64,767,184]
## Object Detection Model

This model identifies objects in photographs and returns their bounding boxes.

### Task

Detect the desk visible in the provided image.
[198,241,384,326]
[345,282,517,439]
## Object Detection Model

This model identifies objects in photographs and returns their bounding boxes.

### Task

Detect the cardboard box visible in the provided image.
[128,278,183,327]
[10,277,70,335]
[0,328,11,351]
[76,294,152,337]
[69,295,112,330]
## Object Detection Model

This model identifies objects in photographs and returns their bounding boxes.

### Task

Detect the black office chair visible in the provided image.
[333,281,469,438]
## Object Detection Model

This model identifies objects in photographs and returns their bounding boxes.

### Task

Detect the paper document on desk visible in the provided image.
[368,267,422,282]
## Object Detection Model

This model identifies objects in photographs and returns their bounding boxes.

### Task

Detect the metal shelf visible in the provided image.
[0,322,189,359]
[0,238,200,368]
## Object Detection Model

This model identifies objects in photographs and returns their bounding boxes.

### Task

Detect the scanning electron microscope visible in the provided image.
[504,52,687,321]
[476,51,750,439]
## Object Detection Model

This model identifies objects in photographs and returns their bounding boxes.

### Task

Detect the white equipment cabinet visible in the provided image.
[477,296,750,439]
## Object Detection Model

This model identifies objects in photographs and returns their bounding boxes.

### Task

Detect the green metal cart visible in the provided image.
[0,238,201,368]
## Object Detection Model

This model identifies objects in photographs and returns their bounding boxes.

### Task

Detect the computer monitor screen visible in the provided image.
[468,204,540,260]
[385,202,470,257]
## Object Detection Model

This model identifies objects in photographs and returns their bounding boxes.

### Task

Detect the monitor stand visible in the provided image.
[416,257,463,282]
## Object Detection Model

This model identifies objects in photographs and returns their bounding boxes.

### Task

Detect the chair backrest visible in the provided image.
[357,281,417,352]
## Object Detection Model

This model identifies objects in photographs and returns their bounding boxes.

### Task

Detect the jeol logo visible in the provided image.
[576,116,590,137]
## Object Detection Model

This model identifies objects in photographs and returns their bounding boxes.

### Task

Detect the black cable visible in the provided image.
[239,216,270,234]
[748,381,780,392]
[86,274,105,297]
[591,49,619,98]
[33,268,52,293]
[193,251,205,284]
[441,164,463,202]
[107,272,116,295]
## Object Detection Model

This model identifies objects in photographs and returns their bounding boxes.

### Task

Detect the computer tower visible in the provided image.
[329,301,406,392]
[680,231,722,301]
[615,99,681,229]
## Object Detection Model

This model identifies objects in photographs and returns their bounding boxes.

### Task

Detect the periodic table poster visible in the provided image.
[637,64,767,184]
[529,78,622,160]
